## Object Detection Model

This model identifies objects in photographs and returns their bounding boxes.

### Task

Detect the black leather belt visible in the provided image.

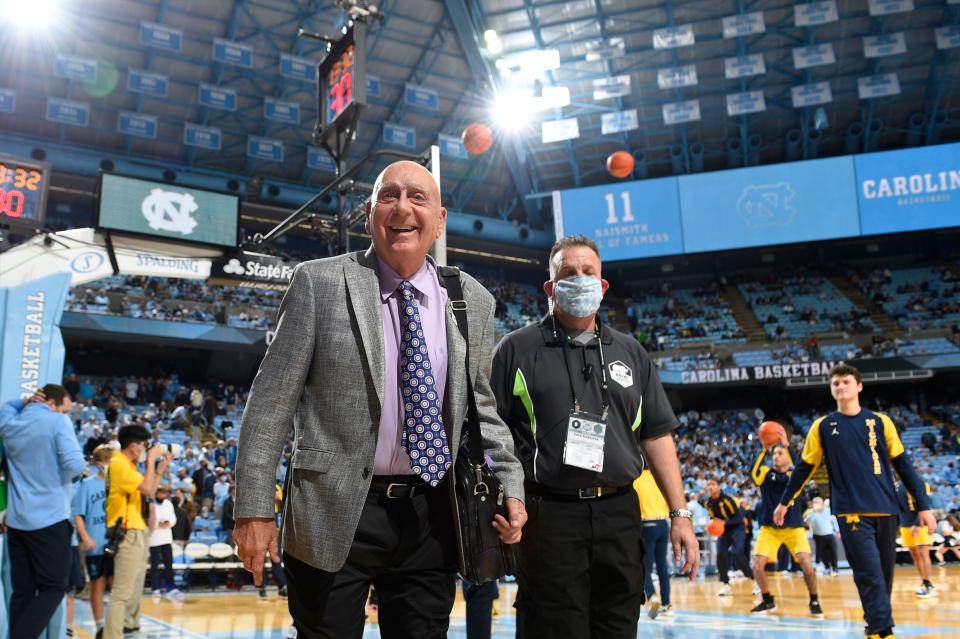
[526,482,631,501]
[369,476,427,499]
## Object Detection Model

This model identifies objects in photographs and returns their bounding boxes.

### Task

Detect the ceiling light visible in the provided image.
[0,0,59,29]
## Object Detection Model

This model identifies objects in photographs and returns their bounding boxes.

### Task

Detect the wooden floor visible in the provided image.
[71,565,960,638]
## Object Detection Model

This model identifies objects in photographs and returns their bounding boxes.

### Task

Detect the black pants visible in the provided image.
[813,533,839,571]
[8,520,73,639]
[149,544,174,591]
[837,515,897,635]
[515,489,646,639]
[283,483,457,639]
[463,580,498,639]
[717,524,754,584]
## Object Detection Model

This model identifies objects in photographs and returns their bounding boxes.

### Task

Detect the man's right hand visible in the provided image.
[147,445,164,462]
[234,517,280,586]
[772,504,788,527]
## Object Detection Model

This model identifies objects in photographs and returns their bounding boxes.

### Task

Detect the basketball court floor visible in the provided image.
[70,566,959,638]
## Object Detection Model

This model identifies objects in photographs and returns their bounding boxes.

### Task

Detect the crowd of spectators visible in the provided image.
[852,264,960,332]
[478,277,548,334]
[65,276,277,330]
[740,273,875,338]
[626,280,747,351]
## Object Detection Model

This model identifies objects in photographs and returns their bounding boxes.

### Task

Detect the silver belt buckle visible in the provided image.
[578,487,599,499]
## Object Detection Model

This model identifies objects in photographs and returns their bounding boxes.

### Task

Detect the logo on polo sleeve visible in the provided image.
[608,361,633,388]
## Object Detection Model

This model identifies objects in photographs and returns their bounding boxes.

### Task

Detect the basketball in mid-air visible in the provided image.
[606,150,634,178]
[759,420,787,447]
[462,122,493,155]
[706,518,725,537]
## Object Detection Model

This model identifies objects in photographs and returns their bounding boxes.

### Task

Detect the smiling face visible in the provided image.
[830,374,862,404]
[365,161,446,278]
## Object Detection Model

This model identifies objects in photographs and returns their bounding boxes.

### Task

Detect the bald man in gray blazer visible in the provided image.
[234,160,526,639]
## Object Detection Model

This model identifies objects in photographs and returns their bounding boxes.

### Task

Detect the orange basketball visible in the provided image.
[758,420,786,448]
[706,518,725,537]
[606,150,634,178]
[462,122,493,155]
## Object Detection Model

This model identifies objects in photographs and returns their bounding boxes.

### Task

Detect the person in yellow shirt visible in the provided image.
[634,469,673,618]
[104,425,171,639]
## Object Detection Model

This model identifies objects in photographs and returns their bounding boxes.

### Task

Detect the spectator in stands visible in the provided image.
[170,495,192,545]
[0,385,85,639]
[64,374,80,402]
[203,394,219,433]
[222,485,237,546]
[214,472,231,516]
[149,485,184,602]
[174,467,195,496]
[192,458,213,507]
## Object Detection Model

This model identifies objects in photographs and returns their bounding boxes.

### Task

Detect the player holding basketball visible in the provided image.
[705,478,754,596]
[749,442,823,616]
[774,364,934,639]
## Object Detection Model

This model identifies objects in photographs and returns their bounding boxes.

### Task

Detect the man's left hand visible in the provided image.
[670,516,700,581]
[918,509,936,534]
[492,497,527,544]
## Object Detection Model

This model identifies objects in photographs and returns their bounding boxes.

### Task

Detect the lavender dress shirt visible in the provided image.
[373,257,449,475]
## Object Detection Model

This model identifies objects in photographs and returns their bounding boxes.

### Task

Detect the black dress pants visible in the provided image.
[283,481,457,639]
[8,520,72,639]
[515,489,646,639]
[813,533,838,570]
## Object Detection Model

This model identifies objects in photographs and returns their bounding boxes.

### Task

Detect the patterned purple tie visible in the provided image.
[398,280,450,485]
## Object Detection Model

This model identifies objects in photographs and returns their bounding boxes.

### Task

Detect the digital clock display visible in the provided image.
[0,155,49,230]
[325,42,355,124]
[316,22,367,151]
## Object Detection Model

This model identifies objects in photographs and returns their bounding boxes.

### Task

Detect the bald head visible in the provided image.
[371,161,439,206]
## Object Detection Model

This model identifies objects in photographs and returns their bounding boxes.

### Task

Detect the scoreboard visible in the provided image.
[0,155,50,230]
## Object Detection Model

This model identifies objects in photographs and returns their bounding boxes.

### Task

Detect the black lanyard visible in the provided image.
[552,315,609,419]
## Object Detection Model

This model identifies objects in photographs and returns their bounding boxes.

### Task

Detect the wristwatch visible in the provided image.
[669,508,693,519]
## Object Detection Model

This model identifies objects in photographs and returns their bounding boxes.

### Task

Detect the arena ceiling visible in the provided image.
[0,0,957,231]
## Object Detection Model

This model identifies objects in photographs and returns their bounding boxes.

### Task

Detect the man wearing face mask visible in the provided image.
[491,235,700,639]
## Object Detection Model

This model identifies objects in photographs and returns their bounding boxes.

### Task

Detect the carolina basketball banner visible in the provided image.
[0,272,71,403]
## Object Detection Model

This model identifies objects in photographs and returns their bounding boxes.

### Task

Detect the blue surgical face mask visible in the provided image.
[553,275,603,318]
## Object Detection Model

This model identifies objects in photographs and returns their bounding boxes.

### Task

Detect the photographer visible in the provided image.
[103,425,172,639]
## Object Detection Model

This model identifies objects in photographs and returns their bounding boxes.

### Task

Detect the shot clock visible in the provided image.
[0,155,50,230]
[315,21,367,158]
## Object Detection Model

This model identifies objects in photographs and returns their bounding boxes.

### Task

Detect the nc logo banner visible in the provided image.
[678,156,860,254]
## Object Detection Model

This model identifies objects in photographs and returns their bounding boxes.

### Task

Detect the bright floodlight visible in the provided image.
[0,0,59,28]
[492,91,533,132]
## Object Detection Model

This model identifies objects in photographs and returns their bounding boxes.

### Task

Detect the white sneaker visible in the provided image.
[163,589,186,603]
[152,589,162,600]
[915,584,937,599]
[284,625,298,639]
[647,594,661,619]
[752,584,761,595]
[718,584,732,597]
[659,604,673,618]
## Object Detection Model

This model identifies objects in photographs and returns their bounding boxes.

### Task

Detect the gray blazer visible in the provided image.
[234,247,524,571]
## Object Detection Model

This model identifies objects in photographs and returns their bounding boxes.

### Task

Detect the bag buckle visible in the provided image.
[578,487,600,499]
[451,300,468,311]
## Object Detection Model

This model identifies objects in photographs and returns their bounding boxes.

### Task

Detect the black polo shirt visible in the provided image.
[490,315,677,491]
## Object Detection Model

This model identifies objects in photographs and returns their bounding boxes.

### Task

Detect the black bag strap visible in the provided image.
[437,266,485,466]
